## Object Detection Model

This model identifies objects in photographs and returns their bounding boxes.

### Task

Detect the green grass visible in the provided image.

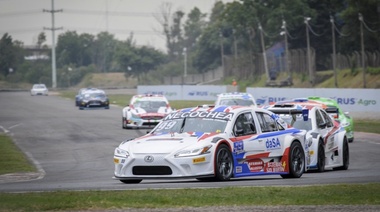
[0,134,36,175]
[0,184,379,211]
[354,119,380,134]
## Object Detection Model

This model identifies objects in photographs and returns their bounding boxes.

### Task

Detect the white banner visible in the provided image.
[247,88,379,112]
[138,86,379,113]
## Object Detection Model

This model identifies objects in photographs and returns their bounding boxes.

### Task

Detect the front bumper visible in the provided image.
[114,153,214,179]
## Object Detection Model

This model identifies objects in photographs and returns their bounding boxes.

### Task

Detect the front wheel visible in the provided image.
[281,141,305,178]
[316,141,325,172]
[214,144,233,181]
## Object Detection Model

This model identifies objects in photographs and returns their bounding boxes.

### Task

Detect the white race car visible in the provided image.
[114,105,307,184]
[215,92,257,107]
[266,99,349,172]
[30,84,48,96]
[122,94,173,129]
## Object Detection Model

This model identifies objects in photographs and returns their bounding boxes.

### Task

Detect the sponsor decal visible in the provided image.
[193,157,206,164]
[188,91,208,96]
[265,138,281,150]
[246,159,264,172]
[233,141,244,155]
[265,161,285,172]
[164,111,233,121]
[236,166,243,173]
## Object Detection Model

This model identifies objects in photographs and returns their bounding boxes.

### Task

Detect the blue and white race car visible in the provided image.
[266,100,349,172]
[122,94,173,129]
[114,105,307,184]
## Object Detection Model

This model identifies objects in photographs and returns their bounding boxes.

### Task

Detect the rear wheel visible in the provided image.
[281,141,305,178]
[316,140,325,172]
[214,144,233,181]
[122,117,127,129]
[333,138,349,170]
[120,179,142,184]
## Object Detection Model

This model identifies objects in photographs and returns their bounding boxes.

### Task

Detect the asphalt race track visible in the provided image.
[0,91,379,193]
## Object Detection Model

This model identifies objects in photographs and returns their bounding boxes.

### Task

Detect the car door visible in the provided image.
[319,109,336,150]
[253,111,287,156]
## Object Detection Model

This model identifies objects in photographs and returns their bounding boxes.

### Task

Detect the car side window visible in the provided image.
[233,112,256,136]
[320,109,333,128]
[315,110,324,129]
[256,112,278,133]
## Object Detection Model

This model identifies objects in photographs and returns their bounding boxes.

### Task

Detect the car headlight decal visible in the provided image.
[114,147,130,158]
[174,145,212,158]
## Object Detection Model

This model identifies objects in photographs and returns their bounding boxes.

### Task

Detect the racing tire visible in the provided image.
[333,138,349,170]
[281,141,305,178]
[316,140,325,172]
[214,144,233,181]
[120,179,142,184]
[348,137,354,143]
[79,107,84,110]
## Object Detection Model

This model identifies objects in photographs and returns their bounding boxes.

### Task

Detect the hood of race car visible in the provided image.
[120,132,219,154]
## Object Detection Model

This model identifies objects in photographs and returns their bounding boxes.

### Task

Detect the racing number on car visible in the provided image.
[155,121,177,131]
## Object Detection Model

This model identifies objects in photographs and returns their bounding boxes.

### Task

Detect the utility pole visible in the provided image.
[219,32,225,79]
[281,20,291,83]
[304,17,313,86]
[43,0,62,89]
[258,22,269,81]
[330,15,338,88]
[359,13,367,88]
[183,47,187,78]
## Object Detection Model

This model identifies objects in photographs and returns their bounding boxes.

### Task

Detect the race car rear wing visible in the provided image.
[267,104,309,121]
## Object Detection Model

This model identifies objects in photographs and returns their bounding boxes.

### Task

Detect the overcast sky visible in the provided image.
[0,0,234,51]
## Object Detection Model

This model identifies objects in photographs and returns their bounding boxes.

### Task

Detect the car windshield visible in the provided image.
[152,117,228,134]
[133,100,167,110]
[219,99,254,106]
[33,85,46,89]
[84,92,106,98]
[152,110,232,134]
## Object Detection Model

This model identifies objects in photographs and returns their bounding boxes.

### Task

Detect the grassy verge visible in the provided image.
[0,134,36,175]
[0,184,379,211]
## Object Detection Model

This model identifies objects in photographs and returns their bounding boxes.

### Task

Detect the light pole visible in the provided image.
[183,47,187,78]
[330,15,338,88]
[219,32,225,78]
[304,17,313,86]
[281,20,291,83]
[258,22,269,81]
[359,13,367,88]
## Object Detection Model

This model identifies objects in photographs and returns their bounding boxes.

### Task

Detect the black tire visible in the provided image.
[214,144,233,181]
[120,179,142,184]
[281,141,305,178]
[122,117,127,129]
[316,140,325,172]
[348,137,354,143]
[333,138,349,170]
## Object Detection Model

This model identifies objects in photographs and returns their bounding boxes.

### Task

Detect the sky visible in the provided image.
[0,0,234,51]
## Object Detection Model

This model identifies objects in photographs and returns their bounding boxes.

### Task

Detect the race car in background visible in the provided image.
[266,99,349,172]
[215,92,257,107]
[122,94,173,129]
[308,96,354,143]
[78,89,110,110]
[114,105,307,184]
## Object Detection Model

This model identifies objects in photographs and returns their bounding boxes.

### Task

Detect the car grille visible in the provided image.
[132,166,172,175]
[141,116,163,120]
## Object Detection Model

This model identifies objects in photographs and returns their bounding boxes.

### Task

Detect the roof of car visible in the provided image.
[217,92,254,99]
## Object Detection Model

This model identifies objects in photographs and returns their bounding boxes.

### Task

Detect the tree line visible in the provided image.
[0,0,379,87]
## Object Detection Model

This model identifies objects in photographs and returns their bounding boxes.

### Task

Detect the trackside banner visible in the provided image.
[246,87,378,113]
[137,86,379,113]
[138,85,226,101]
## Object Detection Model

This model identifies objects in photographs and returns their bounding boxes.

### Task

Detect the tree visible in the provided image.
[0,33,24,77]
